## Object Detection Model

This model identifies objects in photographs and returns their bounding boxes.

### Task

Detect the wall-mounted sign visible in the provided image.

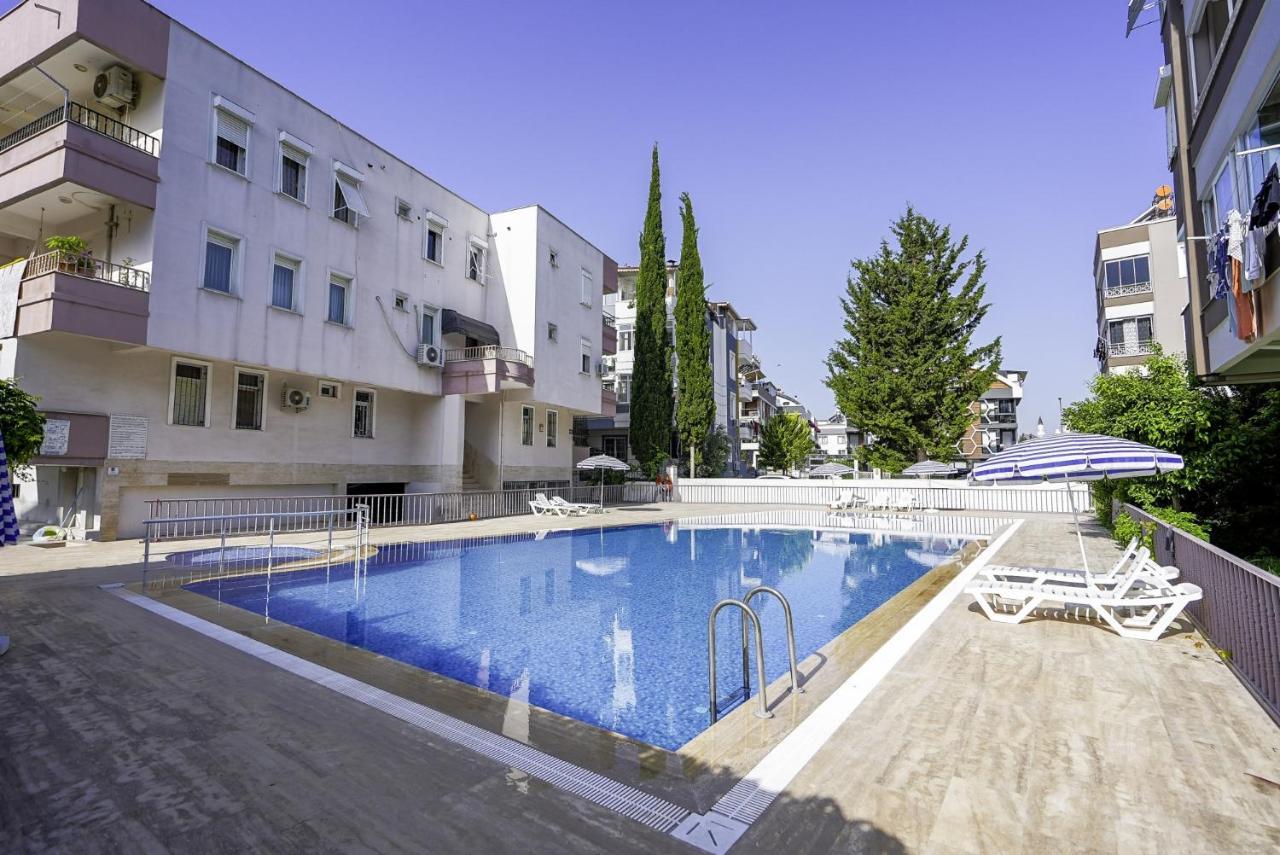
[108,415,148,459]
[39,418,70,456]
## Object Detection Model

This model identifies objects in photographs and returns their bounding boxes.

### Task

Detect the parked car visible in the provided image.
[755,474,791,480]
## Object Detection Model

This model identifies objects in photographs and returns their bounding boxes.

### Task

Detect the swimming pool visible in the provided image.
[185,517,982,749]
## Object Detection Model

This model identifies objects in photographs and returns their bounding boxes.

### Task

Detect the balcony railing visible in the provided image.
[1103,281,1153,298]
[21,250,150,291]
[444,345,533,366]
[603,312,616,329]
[0,101,160,158]
[1107,339,1156,358]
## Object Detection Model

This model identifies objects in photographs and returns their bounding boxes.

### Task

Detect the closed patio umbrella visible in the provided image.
[902,460,956,478]
[971,432,1183,571]
[576,453,630,506]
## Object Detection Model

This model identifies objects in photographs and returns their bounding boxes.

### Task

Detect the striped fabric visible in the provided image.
[972,432,1183,483]
[903,460,956,477]
[0,433,19,545]
[808,462,855,477]
[576,454,630,471]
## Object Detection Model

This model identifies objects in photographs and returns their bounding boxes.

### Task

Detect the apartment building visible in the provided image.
[1092,202,1189,373]
[0,0,614,538]
[579,264,749,475]
[957,370,1027,465]
[1143,0,1280,382]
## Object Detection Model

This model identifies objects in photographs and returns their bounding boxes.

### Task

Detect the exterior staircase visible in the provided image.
[460,469,484,492]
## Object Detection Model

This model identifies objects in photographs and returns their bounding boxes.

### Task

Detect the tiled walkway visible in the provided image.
[1,506,1277,852]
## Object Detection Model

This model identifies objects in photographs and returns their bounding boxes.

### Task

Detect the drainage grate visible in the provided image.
[108,588,691,833]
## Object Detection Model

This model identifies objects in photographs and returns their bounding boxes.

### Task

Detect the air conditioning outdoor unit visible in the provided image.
[93,65,136,110]
[282,386,311,411]
[417,343,445,367]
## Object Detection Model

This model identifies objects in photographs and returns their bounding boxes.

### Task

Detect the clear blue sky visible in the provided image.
[120,1,1173,429]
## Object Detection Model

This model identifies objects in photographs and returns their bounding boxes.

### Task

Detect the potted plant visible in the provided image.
[44,235,89,275]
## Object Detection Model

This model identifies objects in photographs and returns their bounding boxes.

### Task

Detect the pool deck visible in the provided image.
[2,503,1278,852]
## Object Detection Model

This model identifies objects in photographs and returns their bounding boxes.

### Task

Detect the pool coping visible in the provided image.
[108,515,1024,853]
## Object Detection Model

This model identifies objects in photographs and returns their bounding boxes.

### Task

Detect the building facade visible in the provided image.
[0,0,613,538]
[580,264,752,475]
[1092,204,1189,373]
[1147,0,1280,382]
[956,370,1027,465]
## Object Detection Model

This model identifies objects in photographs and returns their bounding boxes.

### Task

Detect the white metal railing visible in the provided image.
[144,483,665,540]
[444,345,533,366]
[22,250,151,291]
[1107,340,1156,358]
[676,478,1094,514]
[1103,282,1153,298]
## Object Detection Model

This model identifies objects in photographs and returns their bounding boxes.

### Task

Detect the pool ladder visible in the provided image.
[707,586,803,723]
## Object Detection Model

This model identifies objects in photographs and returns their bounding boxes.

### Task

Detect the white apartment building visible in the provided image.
[0,0,613,538]
[1092,204,1188,374]
[580,264,749,474]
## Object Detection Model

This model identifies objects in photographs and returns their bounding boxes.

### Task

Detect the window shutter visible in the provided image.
[216,109,249,148]
[336,175,370,217]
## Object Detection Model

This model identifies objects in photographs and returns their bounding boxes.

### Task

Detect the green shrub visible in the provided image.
[1112,513,1144,549]
[1143,505,1210,541]
[1250,554,1280,576]
[44,235,87,254]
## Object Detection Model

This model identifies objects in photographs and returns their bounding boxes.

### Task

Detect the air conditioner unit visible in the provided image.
[282,386,311,411]
[417,343,444,367]
[93,65,136,110]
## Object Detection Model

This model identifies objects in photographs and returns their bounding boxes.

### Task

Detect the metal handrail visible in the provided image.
[444,345,533,366]
[743,586,803,697]
[708,599,772,722]
[1107,339,1156,357]
[21,250,150,291]
[0,101,160,158]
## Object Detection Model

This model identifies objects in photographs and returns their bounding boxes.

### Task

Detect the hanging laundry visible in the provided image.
[1249,163,1280,230]
[1244,226,1265,289]
[1231,256,1255,342]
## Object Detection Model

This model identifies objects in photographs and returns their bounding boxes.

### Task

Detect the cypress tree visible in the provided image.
[631,145,673,477]
[674,192,714,475]
[825,207,1001,473]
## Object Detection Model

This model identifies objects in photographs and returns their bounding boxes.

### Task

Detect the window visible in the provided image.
[319,381,340,399]
[234,369,265,431]
[202,229,239,294]
[276,133,310,202]
[328,274,351,325]
[1101,254,1150,291]
[420,306,437,346]
[333,164,370,226]
[521,405,534,446]
[580,268,593,306]
[393,292,408,312]
[466,239,487,283]
[616,374,631,413]
[603,435,628,460]
[424,212,447,264]
[170,360,210,427]
[580,341,592,375]
[1107,316,1154,351]
[617,324,633,352]
[1240,72,1280,194]
[396,198,412,220]
[212,101,251,175]
[546,409,558,448]
[547,322,558,342]
[271,254,300,310]
[353,389,375,438]
[1213,160,1236,225]
[1190,0,1236,99]
[549,248,559,268]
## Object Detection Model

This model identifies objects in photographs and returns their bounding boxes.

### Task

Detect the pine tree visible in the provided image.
[825,208,1001,473]
[630,145,673,477]
[758,413,814,473]
[674,192,714,475]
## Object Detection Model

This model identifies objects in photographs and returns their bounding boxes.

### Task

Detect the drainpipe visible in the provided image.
[105,204,117,265]
[497,389,505,490]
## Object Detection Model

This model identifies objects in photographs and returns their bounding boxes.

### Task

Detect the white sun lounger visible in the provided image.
[530,493,578,517]
[891,492,921,513]
[865,491,892,511]
[981,539,1179,587]
[550,496,601,515]
[966,559,1202,641]
[828,489,856,510]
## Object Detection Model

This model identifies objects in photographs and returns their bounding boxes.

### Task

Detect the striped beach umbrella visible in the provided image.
[0,431,18,546]
[972,432,1183,570]
[807,462,855,478]
[902,460,956,478]
[576,454,630,505]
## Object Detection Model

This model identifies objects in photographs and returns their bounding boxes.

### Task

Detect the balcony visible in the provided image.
[0,102,160,160]
[602,312,617,355]
[1108,339,1156,358]
[442,345,534,395]
[600,383,617,418]
[8,251,150,345]
[1103,281,1154,299]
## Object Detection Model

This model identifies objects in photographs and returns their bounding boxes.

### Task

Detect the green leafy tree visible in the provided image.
[0,378,45,472]
[758,413,813,473]
[674,192,714,474]
[696,425,731,477]
[1063,349,1218,512]
[825,208,1001,473]
[630,145,673,477]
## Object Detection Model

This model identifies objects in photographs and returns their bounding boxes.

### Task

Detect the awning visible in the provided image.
[441,309,500,345]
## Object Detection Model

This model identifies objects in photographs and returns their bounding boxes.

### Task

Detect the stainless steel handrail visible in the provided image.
[744,585,803,697]
[708,599,772,722]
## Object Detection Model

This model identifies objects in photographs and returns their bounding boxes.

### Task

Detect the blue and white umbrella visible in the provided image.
[902,460,956,478]
[577,453,630,505]
[0,432,18,547]
[808,462,856,478]
[972,432,1183,570]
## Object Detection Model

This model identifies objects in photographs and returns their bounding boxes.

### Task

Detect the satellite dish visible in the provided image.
[1155,185,1172,198]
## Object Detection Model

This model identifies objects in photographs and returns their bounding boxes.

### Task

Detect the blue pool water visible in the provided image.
[186,518,975,749]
